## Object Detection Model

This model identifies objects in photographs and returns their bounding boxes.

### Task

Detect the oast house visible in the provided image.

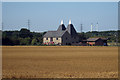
[43,20,79,45]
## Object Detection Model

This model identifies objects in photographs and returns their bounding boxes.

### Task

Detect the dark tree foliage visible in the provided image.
[118,30,120,43]
[2,37,13,45]
[2,28,44,46]
[19,28,32,38]
[78,32,87,41]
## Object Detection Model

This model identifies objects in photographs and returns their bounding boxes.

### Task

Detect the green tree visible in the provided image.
[31,38,38,45]
[19,37,31,45]
[19,28,32,38]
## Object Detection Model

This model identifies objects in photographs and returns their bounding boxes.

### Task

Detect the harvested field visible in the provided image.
[2,46,118,78]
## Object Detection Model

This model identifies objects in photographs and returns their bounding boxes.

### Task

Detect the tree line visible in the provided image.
[80,30,120,43]
[2,28,46,45]
[1,28,120,46]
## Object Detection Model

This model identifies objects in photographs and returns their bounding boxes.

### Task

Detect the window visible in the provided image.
[56,38,58,40]
[50,37,53,41]
[66,37,67,40]
[46,38,48,40]
[62,39,63,42]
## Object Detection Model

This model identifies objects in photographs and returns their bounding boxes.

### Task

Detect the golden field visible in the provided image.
[2,46,118,78]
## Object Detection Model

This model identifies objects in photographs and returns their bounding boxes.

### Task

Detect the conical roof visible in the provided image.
[57,24,66,31]
[66,24,77,36]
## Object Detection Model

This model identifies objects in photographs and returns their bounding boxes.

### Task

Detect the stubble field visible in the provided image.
[2,46,118,78]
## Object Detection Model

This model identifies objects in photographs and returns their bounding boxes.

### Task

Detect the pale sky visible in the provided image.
[2,2,118,32]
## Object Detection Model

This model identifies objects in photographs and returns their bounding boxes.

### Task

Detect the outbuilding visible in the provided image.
[87,38,107,46]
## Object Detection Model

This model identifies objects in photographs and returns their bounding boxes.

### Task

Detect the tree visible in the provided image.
[19,37,31,45]
[12,31,19,39]
[31,38,38,45]
[19,28,32,38]
[2,37,13,45]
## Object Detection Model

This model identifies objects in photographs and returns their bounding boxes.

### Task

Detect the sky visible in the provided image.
[2,2,118,32]
[2,0,120,2]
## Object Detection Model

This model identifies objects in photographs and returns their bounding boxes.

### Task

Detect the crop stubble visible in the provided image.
[2,46,118,78]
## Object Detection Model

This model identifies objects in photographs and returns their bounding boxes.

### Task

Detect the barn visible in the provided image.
[87,38,108,46]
